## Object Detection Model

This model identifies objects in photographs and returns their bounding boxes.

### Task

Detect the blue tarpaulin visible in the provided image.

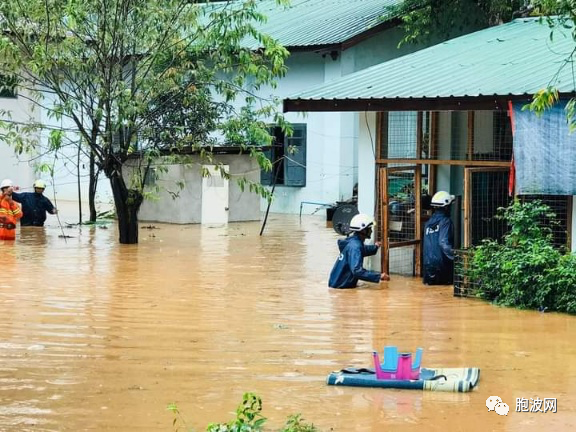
[513,101,576,195]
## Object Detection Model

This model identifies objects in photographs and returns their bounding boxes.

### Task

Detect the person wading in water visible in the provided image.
[423,191,455,285]
[12,179,57,227]
[0,179,23,241]
[329,213,390,289]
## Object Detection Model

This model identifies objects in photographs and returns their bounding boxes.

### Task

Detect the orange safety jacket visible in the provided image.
[0,194,23,240]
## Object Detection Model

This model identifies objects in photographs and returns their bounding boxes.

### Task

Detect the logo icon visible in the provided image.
[486,396,508,416]
[495,402,509,416]
[486,396,502,411]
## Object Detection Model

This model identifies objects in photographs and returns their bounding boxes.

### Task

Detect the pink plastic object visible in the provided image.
[372,350,421,380]
[373,351,392,379]
[397,353,412,380]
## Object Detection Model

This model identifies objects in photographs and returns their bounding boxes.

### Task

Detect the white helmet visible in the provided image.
[349,213,375,232]
[431,191,455,207]
[0,179,13,189]
[33,179,46,189]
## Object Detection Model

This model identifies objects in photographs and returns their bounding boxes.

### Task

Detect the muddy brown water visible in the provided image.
[1,209,575,431]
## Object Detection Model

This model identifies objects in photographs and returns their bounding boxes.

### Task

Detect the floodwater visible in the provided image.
[1,206,575,432]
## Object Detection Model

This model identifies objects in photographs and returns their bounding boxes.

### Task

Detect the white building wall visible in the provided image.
[0,88,113,220]
[358,112,380,271]
[357,112,377,216]
[0,92,39,190]
[38,92,113,210]
[258,51,360,214]
[261,27,420,215]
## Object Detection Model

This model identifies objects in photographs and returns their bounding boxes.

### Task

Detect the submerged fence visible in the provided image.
[453,249,479,298]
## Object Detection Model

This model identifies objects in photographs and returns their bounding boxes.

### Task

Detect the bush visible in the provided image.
[168,393,318,432]
[547,254,576,313]
[468,200,576,313]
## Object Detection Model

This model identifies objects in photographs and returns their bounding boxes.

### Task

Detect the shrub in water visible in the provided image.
[169,393,318,432]
[469,200,575,313]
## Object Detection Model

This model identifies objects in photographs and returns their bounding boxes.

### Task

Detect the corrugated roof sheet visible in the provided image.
[204,0,402,48]
[284,17,576,104]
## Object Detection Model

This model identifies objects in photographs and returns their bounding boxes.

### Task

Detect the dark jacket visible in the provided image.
[328,235,381,288]
[423,210,454,285]
[12,192,55,227]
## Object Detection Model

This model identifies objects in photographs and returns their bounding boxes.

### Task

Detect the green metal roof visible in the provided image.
[283,17,576,111]
[204,0,402,49]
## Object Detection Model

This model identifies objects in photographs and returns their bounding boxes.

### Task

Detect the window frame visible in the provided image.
[260,123,306,187]
[0,74,18,99]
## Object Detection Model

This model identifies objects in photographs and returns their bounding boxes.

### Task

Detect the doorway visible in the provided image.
[201,165,229,224]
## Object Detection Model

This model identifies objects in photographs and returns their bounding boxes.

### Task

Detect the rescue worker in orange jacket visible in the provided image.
[0,179,23,241]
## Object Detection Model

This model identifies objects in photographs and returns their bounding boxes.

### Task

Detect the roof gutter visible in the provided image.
[282,94,563,113]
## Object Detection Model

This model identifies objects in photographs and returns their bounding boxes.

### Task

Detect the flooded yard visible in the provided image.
[1,208,575,431]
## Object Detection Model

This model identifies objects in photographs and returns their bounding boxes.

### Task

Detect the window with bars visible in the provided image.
[261,124,306,187]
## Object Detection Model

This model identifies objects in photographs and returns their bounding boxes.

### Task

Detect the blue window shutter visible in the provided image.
[260,147,275,186]
[284,124,306,187]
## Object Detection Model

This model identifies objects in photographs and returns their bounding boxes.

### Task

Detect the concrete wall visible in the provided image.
[130,154,260,224]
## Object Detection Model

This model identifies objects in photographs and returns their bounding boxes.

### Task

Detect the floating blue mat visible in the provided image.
[327,367,480,393]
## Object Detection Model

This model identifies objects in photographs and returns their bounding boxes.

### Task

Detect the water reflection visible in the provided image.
[0,213,575,431]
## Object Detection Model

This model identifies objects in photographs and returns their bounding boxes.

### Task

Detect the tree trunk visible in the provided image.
[88,150,98,222]
[109,173,143,244]
[77,142,83,224]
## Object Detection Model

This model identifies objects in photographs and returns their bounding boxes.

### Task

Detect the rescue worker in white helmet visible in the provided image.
[12,179,57,227]
[423,191,455,285]
[328,213,390,288]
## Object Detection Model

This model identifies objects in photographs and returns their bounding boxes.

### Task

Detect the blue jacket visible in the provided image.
[423,210,454,285]
[12,192,55,227]
[328,234,381,288]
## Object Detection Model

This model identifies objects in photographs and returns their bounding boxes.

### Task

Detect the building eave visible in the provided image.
[283,94,576,113]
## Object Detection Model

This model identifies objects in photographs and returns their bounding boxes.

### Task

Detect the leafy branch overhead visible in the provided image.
[0,0,290,243]
[383,0,527,47]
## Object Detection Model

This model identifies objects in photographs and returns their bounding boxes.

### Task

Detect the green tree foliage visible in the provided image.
[0,0,289,243]
[524,1,576,128]
[385,0,526,46]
